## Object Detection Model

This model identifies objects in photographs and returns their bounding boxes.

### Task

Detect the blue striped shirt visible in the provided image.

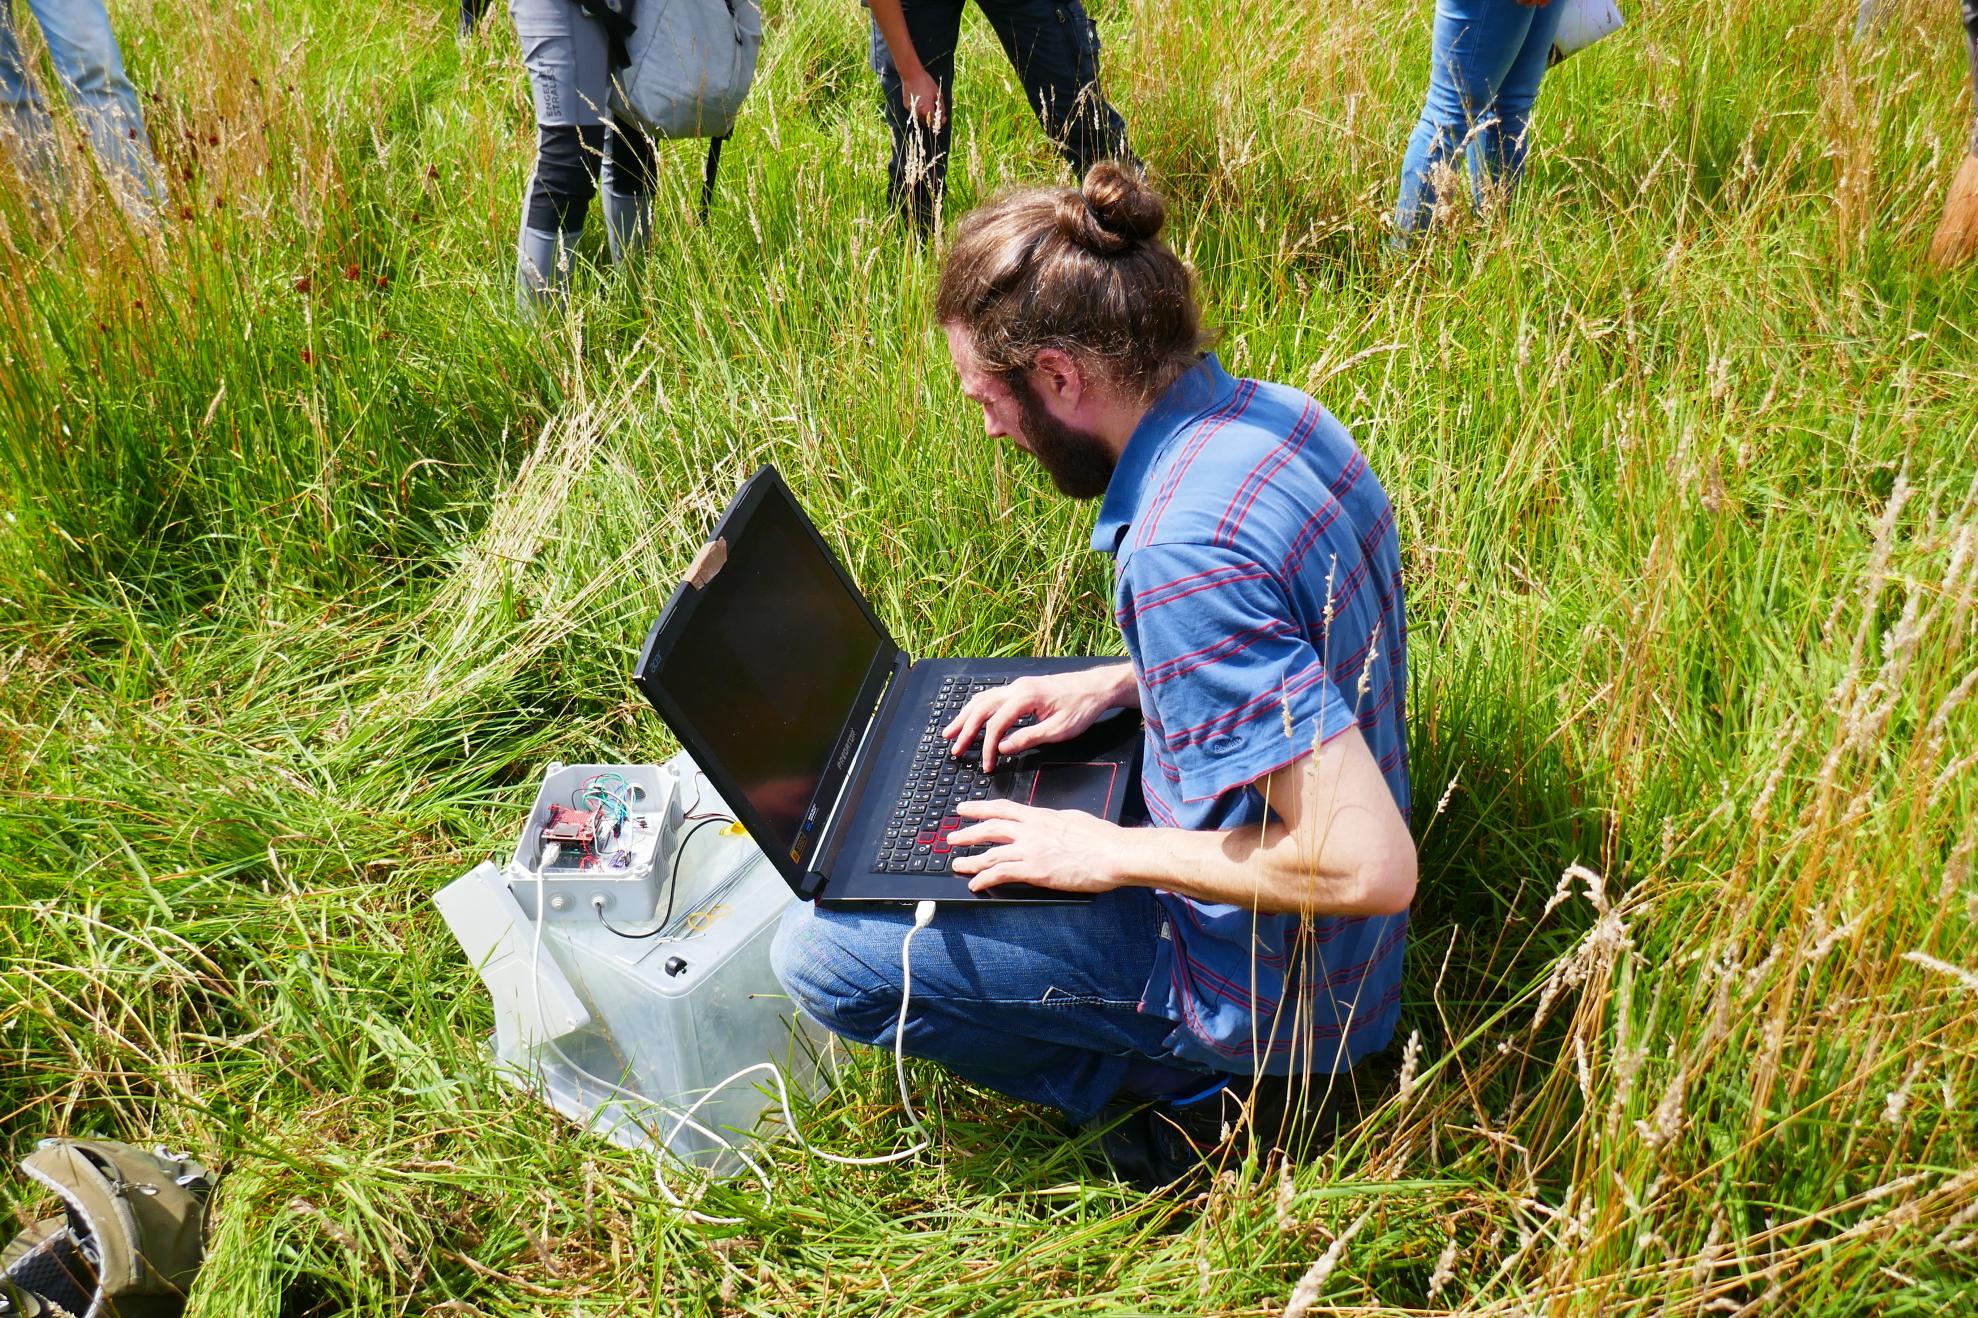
[1094,355,1409,1076]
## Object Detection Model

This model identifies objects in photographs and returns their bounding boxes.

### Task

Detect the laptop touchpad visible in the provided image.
[1024,761,1122,815]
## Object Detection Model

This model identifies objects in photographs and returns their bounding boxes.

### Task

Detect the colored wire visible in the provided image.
[594,815,734,940]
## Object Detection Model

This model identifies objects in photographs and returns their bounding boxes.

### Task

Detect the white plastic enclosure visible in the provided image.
[507,761,689,923]
[437,752,829,1178]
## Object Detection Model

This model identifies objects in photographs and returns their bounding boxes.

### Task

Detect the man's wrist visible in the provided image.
[1102,662,1139,709]
[1103,821,1167,893]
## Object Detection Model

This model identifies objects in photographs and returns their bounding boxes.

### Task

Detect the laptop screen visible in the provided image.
[643,475,891,868]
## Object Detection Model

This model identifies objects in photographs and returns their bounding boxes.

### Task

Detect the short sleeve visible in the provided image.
[1115,542,1356,805]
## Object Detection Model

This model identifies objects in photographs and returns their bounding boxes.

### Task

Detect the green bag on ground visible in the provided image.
[0,1140,212,1318]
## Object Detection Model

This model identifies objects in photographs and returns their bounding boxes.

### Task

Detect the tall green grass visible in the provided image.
[2,0,1974,1312]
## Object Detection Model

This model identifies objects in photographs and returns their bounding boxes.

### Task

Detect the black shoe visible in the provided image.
[1085,1076,1240,1191]
[1085,1072,1354,1192]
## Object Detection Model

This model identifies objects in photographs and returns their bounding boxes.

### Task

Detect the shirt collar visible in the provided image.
[1090,354,1238,555]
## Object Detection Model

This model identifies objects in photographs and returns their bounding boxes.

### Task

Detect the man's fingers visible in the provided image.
[955,797,1028,821]
[947,819,1015,848]
[964,857,1034,892]
[945,694,1001,754]
[947,687,1024,757]
[998,713,1070,754]
[943,707,981,754]
[950,843,1014,875]
[979,706,1026,770]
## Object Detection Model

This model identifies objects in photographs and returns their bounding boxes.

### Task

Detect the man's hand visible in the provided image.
[870,0,944,128]
[900,65,944,128]
[942,664,1136,771]
[949,800,1125,894]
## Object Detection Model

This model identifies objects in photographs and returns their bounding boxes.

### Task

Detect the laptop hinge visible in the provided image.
[809,649,911,881]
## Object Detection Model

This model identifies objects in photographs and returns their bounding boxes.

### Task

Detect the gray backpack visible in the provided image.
[611,0,763,139]
[606,0,764,214]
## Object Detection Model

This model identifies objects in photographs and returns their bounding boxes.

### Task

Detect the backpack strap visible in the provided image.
[700,135,727,220]
[575,0,637,70]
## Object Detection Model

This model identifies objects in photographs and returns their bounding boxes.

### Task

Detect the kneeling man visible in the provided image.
[771,164,1415,1186]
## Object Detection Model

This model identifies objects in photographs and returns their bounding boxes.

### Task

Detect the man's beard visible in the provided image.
[1012,375,1117,500]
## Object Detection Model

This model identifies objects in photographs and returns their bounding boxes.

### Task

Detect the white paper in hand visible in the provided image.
[1550,0,1625,65]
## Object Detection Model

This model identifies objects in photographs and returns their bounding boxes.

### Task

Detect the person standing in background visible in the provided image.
[508,0,654,309]
[460,0,494,39]
[1392,0,1566,240]
[0,0,163,216]
[867,0,1136,232]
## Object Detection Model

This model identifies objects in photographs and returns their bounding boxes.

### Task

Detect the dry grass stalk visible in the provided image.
[1282,1209,1371,1318]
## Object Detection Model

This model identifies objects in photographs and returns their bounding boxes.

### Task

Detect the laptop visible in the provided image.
[633,466,1142,905]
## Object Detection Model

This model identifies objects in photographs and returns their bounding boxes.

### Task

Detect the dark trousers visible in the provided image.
[870,0,1133,229]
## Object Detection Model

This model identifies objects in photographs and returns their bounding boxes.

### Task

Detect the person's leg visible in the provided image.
[771,888,1211,1125]
[0,1,61,179]
[460,0,494,40]
[871,0,963,232]
[20,0,161,209]
[1466,0,1566,207]
[977,0,1132,181]
[1392,0,1538,238]
[1965,0,1978,157]
[601,112,655,265]
[509,0,610,309]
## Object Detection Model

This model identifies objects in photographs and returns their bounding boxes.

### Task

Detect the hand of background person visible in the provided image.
[901,66,945,129]
[948,800,1124,894]
[941,663,1136,771]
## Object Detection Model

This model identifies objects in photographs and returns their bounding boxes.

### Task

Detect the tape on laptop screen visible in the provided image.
[684,538,728,590]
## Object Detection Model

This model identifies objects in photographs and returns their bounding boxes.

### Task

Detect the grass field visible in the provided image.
[3,0,1976,1313]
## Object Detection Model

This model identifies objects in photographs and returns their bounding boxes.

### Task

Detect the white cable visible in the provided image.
[891,899,939,1141]
[525,855,775,1224]
[524,853,938,1219]
[654,898,938,1167]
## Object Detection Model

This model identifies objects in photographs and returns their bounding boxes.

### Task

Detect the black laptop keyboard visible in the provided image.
[871,677,1032,874]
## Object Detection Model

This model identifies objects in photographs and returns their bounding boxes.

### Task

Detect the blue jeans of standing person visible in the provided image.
[772,888,1213,1125]
[1393,0,1567,237]
[871,0,1133,231]
[0,0,161,209]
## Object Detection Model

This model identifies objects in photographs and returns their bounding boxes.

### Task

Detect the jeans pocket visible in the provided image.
[1040,984,1140,1009]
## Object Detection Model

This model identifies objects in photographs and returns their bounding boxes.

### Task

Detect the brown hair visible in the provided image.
[934,163,1206,404]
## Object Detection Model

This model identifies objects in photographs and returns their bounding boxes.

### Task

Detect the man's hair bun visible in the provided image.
[1055,162,1165,255]
[937,164,1204,404]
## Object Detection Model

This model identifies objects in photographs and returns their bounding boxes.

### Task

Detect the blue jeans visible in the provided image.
[1393,0,1566,236]
[771,889,1212,1125]
[0,0,160,205]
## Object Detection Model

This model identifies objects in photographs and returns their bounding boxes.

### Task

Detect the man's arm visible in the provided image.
[869,0,943,126]
[950,724,1416,918]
